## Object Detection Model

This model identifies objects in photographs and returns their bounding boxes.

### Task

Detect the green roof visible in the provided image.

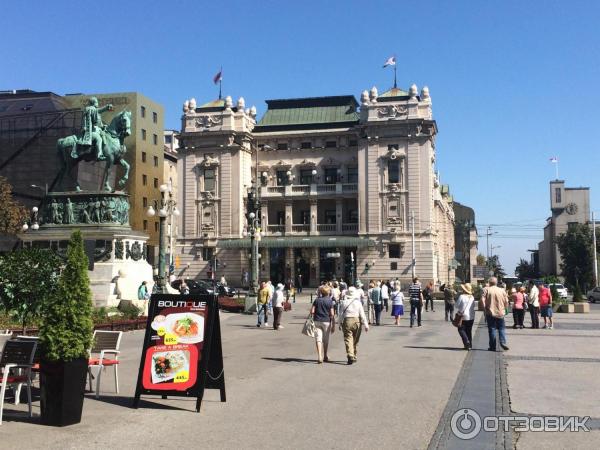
[379,87,409,97]
[255,95,359,131]
[199,98,225,108]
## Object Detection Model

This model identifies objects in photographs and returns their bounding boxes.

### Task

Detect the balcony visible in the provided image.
[267,224,285,234]
[342,223,358,232]
[291,224,310,234]
[260,183,358,199]
[262,223,358,236]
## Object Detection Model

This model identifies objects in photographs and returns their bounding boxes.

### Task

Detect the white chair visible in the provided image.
[0,339,37,425]
[88,331,122,398]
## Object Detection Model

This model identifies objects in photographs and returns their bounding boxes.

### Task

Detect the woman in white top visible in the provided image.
[455,283,476,350]
[390,281,404,326]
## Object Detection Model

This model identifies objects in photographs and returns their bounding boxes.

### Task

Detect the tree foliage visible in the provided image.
[0,248,61,332]
[476,254,486,266]
[487,255,506,278]
[515,258,539,281]
[40,230,93,361]
[555,223,596,291]
[0,176,28,234]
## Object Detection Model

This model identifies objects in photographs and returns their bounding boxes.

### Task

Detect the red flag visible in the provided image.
[213,69,222,84]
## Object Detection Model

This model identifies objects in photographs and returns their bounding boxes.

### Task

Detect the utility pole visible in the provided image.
[593,212,598,287]
[411,211,416,278]
[486,225,491,262]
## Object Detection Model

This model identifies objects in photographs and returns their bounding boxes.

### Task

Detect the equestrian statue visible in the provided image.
[56,97,132,192]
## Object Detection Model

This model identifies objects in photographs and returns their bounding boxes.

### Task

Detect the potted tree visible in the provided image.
[40,230,94,426]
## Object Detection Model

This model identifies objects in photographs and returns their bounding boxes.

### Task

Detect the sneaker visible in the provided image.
[548,325,553,330]
[256,324,261,327]
[500,344,509,351]
[542,325,547,329]
[347,357,354,365]
[278,325,284,329]
[264,323,269,327]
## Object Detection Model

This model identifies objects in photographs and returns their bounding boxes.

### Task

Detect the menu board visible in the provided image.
[133,294,225,412]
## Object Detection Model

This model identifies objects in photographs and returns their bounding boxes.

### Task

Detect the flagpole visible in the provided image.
[555,159,559,179]
[393,59,397,89]
[218,66,222,99]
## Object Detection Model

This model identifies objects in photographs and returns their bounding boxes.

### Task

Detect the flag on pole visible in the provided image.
[213,69,223,85]
[382,56,396,68]
[549,156,558,163]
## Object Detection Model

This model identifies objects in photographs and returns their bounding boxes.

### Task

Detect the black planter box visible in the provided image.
[40,357,88,426]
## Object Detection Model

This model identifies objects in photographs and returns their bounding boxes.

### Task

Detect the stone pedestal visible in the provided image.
[20,191,154,308]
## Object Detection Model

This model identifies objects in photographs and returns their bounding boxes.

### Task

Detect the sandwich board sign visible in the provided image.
[133,293,225,412]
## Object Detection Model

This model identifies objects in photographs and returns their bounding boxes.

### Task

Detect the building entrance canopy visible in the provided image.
[217,236,374,249]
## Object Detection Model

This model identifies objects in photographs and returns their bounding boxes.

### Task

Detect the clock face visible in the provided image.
[565,203,578,215]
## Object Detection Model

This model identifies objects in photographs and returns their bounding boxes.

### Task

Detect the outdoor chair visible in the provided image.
[14,336,41,390]
[0,339,37,425]
[88,331,122,399]
[0,334,11,358]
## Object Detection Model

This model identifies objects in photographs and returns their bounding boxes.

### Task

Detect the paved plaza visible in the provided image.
[2,298,599,449]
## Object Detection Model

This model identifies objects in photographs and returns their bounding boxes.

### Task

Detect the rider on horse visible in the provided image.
[74,97,113,161]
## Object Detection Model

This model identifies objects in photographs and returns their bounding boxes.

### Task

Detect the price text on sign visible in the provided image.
[164,333,178,345]
[174,370,189,383]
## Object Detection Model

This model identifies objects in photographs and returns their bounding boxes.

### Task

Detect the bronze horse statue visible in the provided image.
[56,110,132,192]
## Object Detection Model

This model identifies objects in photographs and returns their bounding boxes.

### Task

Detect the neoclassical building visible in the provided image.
[176,83,456,288]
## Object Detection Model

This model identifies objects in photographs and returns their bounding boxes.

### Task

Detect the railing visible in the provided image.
[342,223,358,232]
[291,185,310,193]
[291,224,310,233]
[267,186,285,194]
[317,224,336,232]
[342,183,358,192]
[267,224,285,233]
[316,184,336,192]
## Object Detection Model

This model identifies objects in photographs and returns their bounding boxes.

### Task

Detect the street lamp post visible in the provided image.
[147,183,180,293]
[22,207,40,232]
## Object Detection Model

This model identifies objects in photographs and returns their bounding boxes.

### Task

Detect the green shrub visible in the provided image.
[39,230,93,362]
[118,302,141,319]
[573,284,585,302]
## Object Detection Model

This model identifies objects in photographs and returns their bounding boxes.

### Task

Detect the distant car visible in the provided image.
[200,279,237,297]
[587,287,600,303]
[549,283,568,299]
[170,279,215,296]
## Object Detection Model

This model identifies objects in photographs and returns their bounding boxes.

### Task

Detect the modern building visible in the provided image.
[176,84,457,288]
[64,92,165,253]
[538,179,590,276]
[453,201,479,282]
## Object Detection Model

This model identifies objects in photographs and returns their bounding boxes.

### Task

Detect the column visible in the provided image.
[261,202,269,233]
[285,202,293,233]
[312,247,320,286]
[310,200,317,234]
[336,199,343,234]
[286,247,295,281]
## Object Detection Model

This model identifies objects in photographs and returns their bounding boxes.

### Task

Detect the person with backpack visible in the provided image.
[137,281,150,300]
[443,283,456,322]
[424,281,435,312]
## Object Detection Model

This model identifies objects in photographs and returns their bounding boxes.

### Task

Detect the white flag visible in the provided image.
[549,156,558,163]
[383,56,396,68]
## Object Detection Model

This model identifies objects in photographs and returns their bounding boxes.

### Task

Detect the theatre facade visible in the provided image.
[176,83,456,288]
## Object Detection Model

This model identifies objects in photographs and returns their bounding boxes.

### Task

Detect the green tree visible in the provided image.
[487,255,506,278]
[515,258,539,281]
[0,248,61,332]
[476,254,486,266]
[0,176,28,233]
[40,230,93,361]
[556,223,596,292]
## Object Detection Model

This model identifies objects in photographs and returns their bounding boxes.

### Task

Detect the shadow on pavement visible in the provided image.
[86,394,196,411]
[262,357,348,366]
[403,345,465,351]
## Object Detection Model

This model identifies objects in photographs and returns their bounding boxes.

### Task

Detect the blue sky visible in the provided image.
[2,0,600,273]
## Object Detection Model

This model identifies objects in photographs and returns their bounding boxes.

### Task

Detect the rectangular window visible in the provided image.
[276,170,287,186]
[324,168,338,184]
[153,156,159,167]
[348,209,358,223]
[154,222,159,232]
[325,140,336,148]
[277,143,288,150]
[388,159,400,183]
[143,220,148,230]
[142,174,147,185]
[300,169,313,184]
[301,210,310,224]
[153,134,158,145]
[153,178,158,188]
[277,211,285,225]
[141,129,147,140]
[204,168,215,191]
[141,106,146,118]
[389,244,401,258]
[152,112,158,123]
[347,167,358,183]
[202,247,213,261]
[165,135,172,144]
[141,152,147,163]
[301,142,311,149]
[143,197,148,207]
[390,262,398,270]
[325,210,336,224]
[555,188,561,203]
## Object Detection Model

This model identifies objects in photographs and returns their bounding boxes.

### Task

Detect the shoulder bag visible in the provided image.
[301,311,316,337]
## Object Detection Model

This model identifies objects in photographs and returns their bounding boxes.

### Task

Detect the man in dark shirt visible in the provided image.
[409,277,424,328]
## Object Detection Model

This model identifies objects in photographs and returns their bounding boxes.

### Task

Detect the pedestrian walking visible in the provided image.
[443,283,456,321]
[256,282,270,328]
[297,273,303,294]
[381,280,390,313]
[455,283,475,350]
[369,281,383,325]
[137,281,150,300]
[267,280,274,314]
[482,277,510,351]
[311,285,335,363]
[510,287,525,329]
[178,278,190,295]
[528,281,540,329]
[409,277,423,328]
[390,281,405,325]
[539,283,554,329]
[272,283,285,330]
[339,286,369,364]
[424,281,435,312]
